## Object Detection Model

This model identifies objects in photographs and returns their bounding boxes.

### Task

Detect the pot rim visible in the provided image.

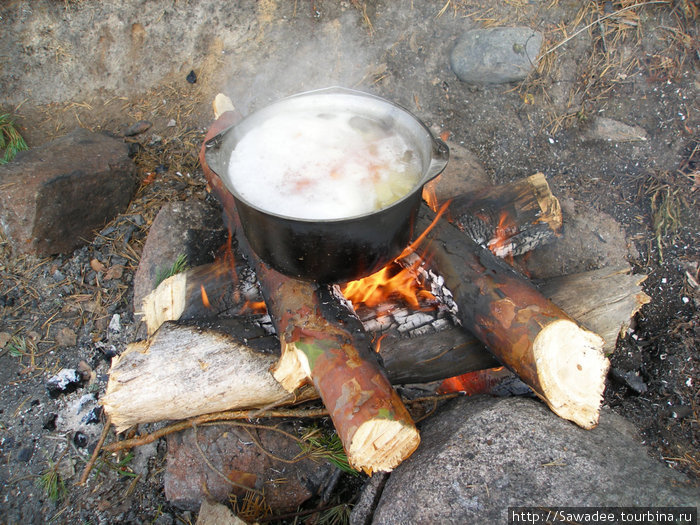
[205,87,449,224]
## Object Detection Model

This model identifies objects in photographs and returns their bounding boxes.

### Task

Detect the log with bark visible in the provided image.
[409,204,609,429]
[199,110,419,474]
[102,265,647,430]
[446,171,562,258]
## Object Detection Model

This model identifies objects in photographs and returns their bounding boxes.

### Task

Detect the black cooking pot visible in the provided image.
[204,87,449,284]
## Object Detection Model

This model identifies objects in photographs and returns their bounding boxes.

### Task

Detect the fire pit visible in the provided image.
[97,94,654,478]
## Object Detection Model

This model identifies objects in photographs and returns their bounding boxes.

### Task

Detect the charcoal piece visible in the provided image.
[46,369,83,398]
[43,413,58,431]
[73,431,88,448]
[186,70,197,83]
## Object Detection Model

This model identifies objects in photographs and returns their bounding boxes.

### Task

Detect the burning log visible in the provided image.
[199,110,419,474]
[141,259,261,336]
[411,205,609,429]
[448,172,562,257]
[102,264,646,430]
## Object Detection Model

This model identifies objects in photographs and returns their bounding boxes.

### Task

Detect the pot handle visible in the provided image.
[426,137,450,181]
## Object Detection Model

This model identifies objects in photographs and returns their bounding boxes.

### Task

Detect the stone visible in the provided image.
[132,199,227,312]
[124,120,153,137]
[196,500,247,525]
[0,128,137,256]
[450,27,543,84]
[165,424,335,513]
[424,140,490,204]
[349,472,389,525]
[585,117,649,142]
[521,197,635,279]
[371,396,700,524]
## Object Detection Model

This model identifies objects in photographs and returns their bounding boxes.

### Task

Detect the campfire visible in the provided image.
[100,95,649,478]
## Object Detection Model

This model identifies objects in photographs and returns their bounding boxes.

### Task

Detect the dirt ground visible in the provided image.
[0,1,698,523]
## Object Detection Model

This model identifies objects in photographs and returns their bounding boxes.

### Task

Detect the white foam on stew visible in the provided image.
[227,109,422,220]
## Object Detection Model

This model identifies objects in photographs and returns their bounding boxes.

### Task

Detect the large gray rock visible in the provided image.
[0,128,136,256]
[372,396,699,524]
[450,27,543,84]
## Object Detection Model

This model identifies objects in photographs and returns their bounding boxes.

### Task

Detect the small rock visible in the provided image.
[108,313,121,333]
[186,70,197,84]
[585,117,649,142]
[196,499,246,525]
[46,368,83,398]
[17,446,34,462]
[124,120,153,137]
[0,332,11,349]
[167,119,177,127]
[55,326,77,347]
[450,27,543,84]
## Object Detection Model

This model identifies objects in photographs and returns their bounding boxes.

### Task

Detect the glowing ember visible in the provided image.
[438,367,508,395]
[487,210,516,258]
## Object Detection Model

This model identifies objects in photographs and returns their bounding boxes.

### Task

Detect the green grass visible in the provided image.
[154,254,189,287]
[0,114,28,164]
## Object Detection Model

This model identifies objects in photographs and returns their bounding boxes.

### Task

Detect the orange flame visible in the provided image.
[241,300,267,315]
[341,200,450,310]
[341,261,435,310]
[200,285,211,308]
[421,175,441,212]
[487,210,515,259]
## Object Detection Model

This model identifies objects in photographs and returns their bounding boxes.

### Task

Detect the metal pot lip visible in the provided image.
[211,87,449,224]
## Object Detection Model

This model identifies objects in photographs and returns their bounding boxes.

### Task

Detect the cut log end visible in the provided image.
[272,340,312,392]
[348,419,421,475]
[141,272,188,335]
[533,319,609,429]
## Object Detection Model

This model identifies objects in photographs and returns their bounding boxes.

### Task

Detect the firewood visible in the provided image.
[101,265,646,431]
[199,111,419,474]
[141,261,250,336]
[103,319,292,433]
[449,171,562,257]
[411,205,609,429]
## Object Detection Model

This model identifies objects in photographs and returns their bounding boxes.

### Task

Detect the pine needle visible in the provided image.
[0,113,28,164]
[154,253,189,287]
